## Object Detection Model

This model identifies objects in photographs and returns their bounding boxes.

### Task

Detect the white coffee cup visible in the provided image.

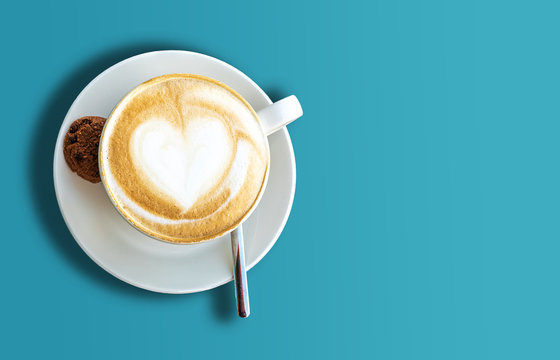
[98,75,303,244]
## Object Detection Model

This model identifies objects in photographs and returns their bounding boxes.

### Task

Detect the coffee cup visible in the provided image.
[99,74,302,244]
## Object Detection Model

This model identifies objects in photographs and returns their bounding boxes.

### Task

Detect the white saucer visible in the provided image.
[53,50,296,294]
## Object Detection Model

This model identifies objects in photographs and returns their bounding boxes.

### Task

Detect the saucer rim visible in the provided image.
[52,50,296,293]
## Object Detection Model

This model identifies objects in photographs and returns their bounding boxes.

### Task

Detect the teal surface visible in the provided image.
[2,0,559,358]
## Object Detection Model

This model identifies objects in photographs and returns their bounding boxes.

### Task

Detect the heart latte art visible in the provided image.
[99,74,269,243]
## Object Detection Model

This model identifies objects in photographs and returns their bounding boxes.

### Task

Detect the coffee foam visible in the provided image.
[99,74,269,243]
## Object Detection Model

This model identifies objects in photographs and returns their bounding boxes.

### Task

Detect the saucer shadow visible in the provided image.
[29,42,238,319]
[211,282,237,322]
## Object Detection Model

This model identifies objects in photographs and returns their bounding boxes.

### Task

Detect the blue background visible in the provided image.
[2,0,559,359]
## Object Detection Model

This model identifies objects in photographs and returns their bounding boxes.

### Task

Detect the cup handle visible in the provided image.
[257,95,303,136]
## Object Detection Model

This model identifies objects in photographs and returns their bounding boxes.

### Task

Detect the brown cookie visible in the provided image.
[63,116,107,183]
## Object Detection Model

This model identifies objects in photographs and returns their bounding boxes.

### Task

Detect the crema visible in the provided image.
[99,74,269,243]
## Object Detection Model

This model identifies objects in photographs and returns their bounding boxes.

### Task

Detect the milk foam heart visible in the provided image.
[99,74,269,243]
[131,117,234,211]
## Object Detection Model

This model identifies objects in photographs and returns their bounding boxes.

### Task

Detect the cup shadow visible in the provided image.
[262,87,288,103]
[29,42,238,319]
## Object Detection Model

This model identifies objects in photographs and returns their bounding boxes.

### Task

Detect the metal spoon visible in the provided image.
[231,225,250,318]
[228,95,302,318]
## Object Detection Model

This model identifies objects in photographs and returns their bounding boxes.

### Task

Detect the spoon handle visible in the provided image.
[231,225,250,318]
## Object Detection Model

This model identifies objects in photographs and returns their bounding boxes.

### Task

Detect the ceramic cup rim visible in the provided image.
[98,73,271,245]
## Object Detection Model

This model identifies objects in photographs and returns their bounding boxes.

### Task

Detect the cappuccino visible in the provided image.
[99,74,269,243]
